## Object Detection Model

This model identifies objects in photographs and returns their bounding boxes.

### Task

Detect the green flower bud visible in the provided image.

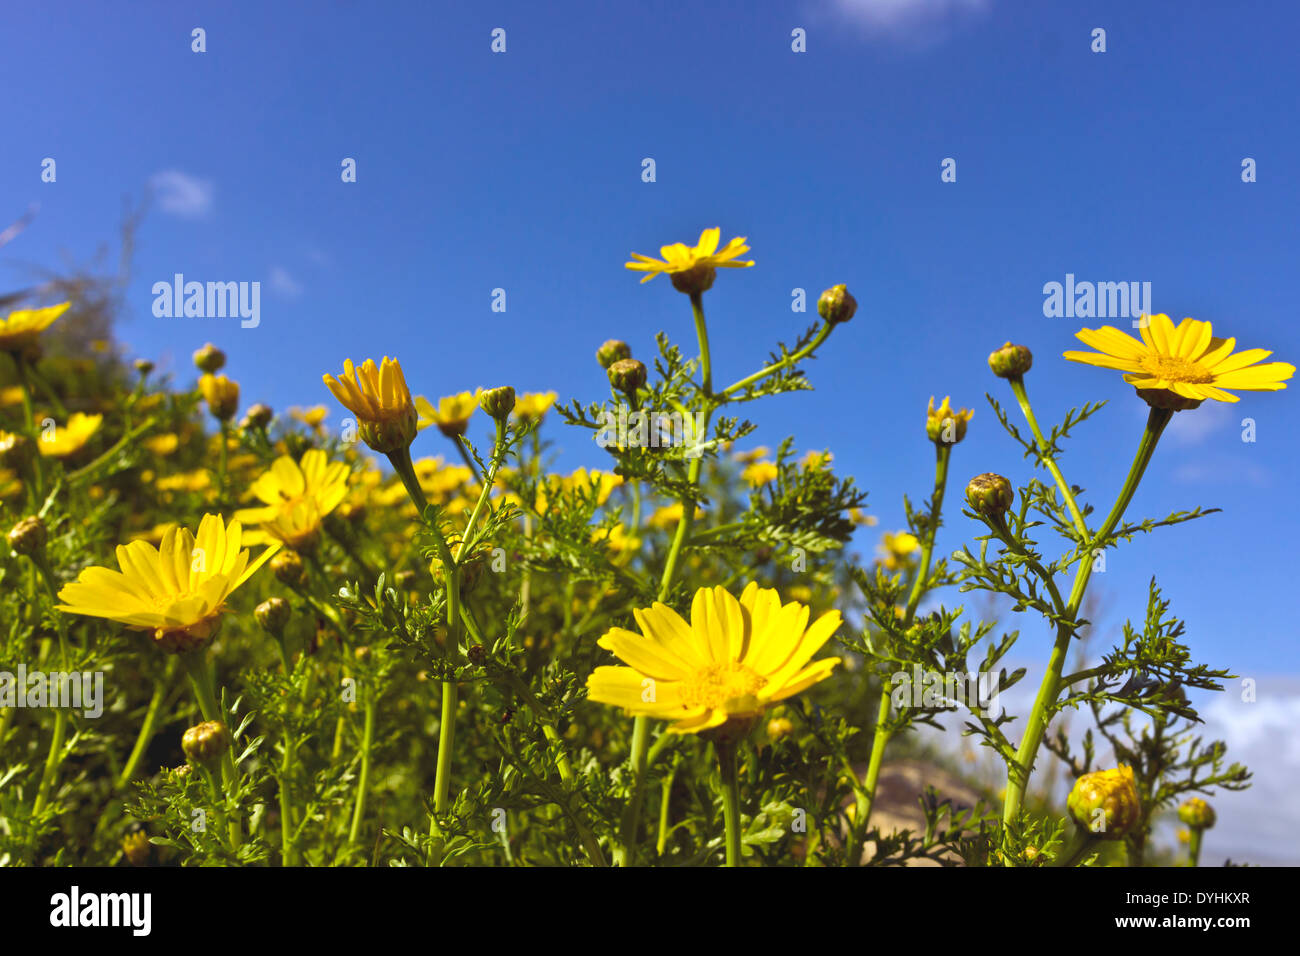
[817,284,857,325]
[607,358,647,396]
[597,339,632,369]
[133,358,155,377]
[182,720,233,768]
[966,473,1014,517]
[255,597,291,635]
[988,342,1033,379]
[1067,765,1140,839]
[271,550,306,588]
[7,515,47,557]
[1177,797,1216,830]
[193,342,227,374]
[357,406,419,455]
[479,385,516,420]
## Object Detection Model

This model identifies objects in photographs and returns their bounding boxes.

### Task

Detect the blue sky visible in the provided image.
[5,0,1299,860]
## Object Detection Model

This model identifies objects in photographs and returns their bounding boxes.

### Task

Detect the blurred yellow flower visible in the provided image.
[648,502,689,528]
[290,405,329,428]
[415,391,479,437]
[155,470,211,493]
[513,391,558,422]
[625,228,754,285]
[0,302,70,352]
[880,531,920,570]
[849,508,877,527]
[742,461,779,487]
[1064,313,1294,406]
[144,433,180,456]
[733,446,771,464]
[38,412,103,458]
[587,583,841,734]
[56,514,279,652]
[801,449,833,471]
[235,449,351,550]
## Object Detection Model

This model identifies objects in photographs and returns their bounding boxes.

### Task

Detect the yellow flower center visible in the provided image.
[680,662,767,712]
[1142,353,1214,384]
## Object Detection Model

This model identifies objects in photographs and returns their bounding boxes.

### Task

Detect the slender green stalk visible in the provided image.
[614,293,716,867]
[716,739,743,867]
[1187,828,1203,867]
[348,688,377,850]
[1008,377,1089,539]
[719,321,834,399]
[1053,830,1101,867]
[116,671,171,789]
[1002,406,1172,830]
[847,443,951,858]
[656,762,677,856]
[180,652,242,848]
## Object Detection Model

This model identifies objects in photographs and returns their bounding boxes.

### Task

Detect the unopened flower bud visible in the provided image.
[607,358,647,396]
[241,403,273,430]
[134,358,155,377]
[199,374,239,422]
[7,516,46,556]
[467,643,487,666]
[255,597,291,635]
[0,430,33,469]
[925,396,973,445]
[182,720,232,768]
[122,831,151,867]
[988,342,1033,379]
[597,339,631,369]
[193,342,227,374]
[479,385,516,420]
[1067,765,1140,839]
[1177,797,1216,831]
[358,407,419,454]
[767,716,794,742]
[817,284,857,325]
[271,550,306,588]
[966,473,1014,517]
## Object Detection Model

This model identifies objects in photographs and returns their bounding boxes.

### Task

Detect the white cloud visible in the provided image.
[268,265,303,298]
[1165,399,1232,446]
[149,170,214,219]
[827,0,990,34]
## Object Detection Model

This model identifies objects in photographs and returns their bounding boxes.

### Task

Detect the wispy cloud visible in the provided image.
[1165,400,1232,446]
[148,170,214,219]
[825,0,991,36]
[268,265,303,298]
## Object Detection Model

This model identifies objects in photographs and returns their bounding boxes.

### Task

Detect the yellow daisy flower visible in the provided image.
[0,302,71,353]
[144,433,180,456]
[1063,313,1294,407]
[925,396,973,444]
[56,514,279,652]
[625,227,754,293]
[234,449,351,550]
[415,391,479,437]
[647,502,689,529]
[199,374,240,421]
[733,445,771,464]
[290,405,329,428]
[38,412,103,458]
[323,357,418,453]
[513,391,558,422]
[587,583,842,734]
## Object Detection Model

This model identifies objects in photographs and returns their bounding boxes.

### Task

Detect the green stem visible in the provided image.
[719,320,834,399]
[1187,827,1203,867]
[1001,406,1172,832]
[656,762,677,856]
[848,442,950,859]
[348,688,376,851]
[180,652,242,848]
[717,739,743,867]
[1008,377,1089,539]
[116,671,171,790]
